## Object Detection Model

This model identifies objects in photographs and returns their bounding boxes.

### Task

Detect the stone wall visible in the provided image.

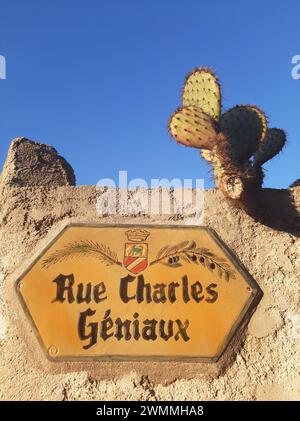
[0,138,299,400]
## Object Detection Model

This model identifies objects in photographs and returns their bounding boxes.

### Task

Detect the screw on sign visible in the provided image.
[16,224,262,361]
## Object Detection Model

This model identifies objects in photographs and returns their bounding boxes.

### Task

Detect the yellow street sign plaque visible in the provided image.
[16,224,262,361]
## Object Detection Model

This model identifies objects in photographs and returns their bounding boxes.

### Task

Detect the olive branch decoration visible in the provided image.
[150,240,235,281]
[42,240,122,268]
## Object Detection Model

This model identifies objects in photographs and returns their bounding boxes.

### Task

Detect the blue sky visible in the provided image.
[0,0,299,188]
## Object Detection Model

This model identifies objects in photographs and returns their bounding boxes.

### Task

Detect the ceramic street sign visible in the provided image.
[16,224,262,361]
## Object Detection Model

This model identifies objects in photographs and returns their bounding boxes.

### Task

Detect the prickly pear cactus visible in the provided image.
[182,68,221,121]
[167,66,287,202]
[245,105,268,141]
[220,105,267,163]
[253,128,286,167]
[168,106,217,149]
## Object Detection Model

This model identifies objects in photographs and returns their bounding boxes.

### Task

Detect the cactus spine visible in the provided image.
[168,67,287,201]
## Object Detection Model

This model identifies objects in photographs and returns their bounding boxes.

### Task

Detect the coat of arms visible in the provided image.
[123,229,149,274]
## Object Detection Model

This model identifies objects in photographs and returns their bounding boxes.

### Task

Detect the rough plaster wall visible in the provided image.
[0,139,299,401]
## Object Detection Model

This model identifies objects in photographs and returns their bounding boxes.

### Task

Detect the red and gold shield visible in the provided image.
[123,243,148,274]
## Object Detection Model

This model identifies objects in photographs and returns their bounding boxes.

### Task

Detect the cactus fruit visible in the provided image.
[220,105,267,163]
[182,68,221,121]
[253,128,286,167]
[168,67,287,201]
[168,106,218,149]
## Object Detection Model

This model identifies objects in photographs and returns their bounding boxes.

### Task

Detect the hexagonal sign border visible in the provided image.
[16,224,263,362]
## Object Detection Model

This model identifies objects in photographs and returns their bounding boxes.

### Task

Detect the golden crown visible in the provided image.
[125,229,150,242]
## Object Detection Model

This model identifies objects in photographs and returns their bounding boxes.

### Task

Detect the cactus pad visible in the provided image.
[168,106,217,149]
[220,105,267,163]
[244,105,268,142]
[182,68,221,121]
[253,128,286,166]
